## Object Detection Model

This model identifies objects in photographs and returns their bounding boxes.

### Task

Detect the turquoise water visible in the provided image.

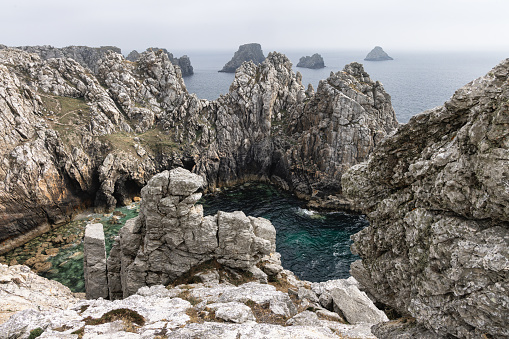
[200,183,368,282]
[2,184,366,292]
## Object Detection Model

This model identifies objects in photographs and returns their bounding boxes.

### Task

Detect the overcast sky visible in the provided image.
[2,0,508,54]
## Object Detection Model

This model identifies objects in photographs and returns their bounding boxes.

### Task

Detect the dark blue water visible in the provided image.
[180,49,508,123]
[200,183,368,282]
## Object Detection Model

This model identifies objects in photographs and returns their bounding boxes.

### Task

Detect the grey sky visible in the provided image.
[2,0,508,54]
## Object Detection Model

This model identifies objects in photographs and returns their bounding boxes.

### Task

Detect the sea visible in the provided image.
[180,49,508,123]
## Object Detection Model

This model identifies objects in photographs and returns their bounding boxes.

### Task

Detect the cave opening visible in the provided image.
[181,157,196,172]
[113,179,143,207]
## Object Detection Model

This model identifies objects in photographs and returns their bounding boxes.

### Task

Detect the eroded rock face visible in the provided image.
[342,59,509,338]
[106,168,276,298]
[126,47,194,76]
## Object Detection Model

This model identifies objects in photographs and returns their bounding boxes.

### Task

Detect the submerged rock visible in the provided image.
[364,46,393,61]
[296,53,325,69]
[343,58,509,338]
[219,43,266,73]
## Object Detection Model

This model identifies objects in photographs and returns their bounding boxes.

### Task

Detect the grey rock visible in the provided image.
[343,58,509,338]
[206,302,256,323]
[364,46,393,61]
[219,43,265,73]
[286,310,319,326]
[297,53,325,69]
[331,285,389,324]
[107,169,277,297]
[84,223,108,299]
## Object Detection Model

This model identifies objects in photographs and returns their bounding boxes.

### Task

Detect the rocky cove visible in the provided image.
[0,45,507,338]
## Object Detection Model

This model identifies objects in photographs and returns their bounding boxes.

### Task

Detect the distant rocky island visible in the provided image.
[219,43,265,73]
[126,47,193,76]
[364,46,393,61]
[296,53,325,69]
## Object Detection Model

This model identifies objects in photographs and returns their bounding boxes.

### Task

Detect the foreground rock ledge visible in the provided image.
[343,58,509,338]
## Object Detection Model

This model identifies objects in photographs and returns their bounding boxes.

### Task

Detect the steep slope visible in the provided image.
[342,59,509,338]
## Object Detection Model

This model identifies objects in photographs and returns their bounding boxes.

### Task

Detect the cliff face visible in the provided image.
[342,59,509,338]
[0,47,397,253]
[219,43,266,73]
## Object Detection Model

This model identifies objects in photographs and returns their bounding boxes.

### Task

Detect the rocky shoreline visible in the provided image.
[0,46,397,254]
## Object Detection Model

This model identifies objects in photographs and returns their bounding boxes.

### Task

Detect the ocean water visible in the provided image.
[200,183,367,282]
[181,49,508,123]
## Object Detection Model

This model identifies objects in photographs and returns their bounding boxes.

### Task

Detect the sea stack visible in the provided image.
[364,46,393,61]
[219,43,265,73]
[296,53,325,69]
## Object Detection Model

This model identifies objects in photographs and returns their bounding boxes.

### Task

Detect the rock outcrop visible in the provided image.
[126,47,194,76]
[0,46,397,254]
[342,59,509,338]
[297,53,325,69]
[364,46,393,61]
[219,43,266,73]
[105,168,276,298]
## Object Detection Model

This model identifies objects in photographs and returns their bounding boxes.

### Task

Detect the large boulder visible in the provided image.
[342,58,509,338]
[83,223,108,300]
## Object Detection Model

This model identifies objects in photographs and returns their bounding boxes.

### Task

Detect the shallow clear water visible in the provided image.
[200,183,368,282]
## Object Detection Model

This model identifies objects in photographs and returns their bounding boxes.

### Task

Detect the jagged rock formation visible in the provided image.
[297,53,325,69]
[105,168,276,298]
[126,47,194,76]
[342,59,509,338]
[0,264,80,325]
[0,47,397,254]
[0,44,121,73]
[219,43,266,73]
[364,46,393,61]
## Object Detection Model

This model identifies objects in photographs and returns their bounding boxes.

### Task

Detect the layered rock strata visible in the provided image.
[342,59,509,338]
[0,46,397,253]
[297,53,325,69]
[364,46,393,61]
[219,43,266,73]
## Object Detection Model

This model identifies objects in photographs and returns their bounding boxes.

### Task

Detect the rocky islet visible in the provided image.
[296,53,325,69]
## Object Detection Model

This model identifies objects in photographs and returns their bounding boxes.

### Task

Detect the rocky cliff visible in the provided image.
[0,46,397,254]
[364,46,393,61]
[219,43,266,73]
[0,45,121,73]
[342,59,509,338]
[297,53,325,69]
[126,47,194,76]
